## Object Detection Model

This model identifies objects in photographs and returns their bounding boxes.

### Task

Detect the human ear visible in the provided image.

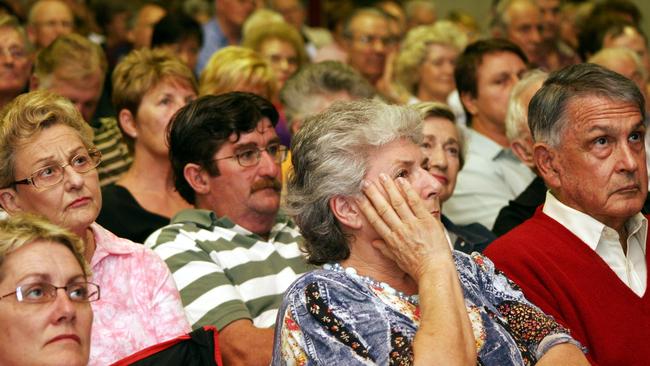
[29,74,39,91]
[511,139,535,169]
[118,109,138,139]
[0,188,22,214]
[533,143,560,189]
[329,195,363,230]
[460,92,479,116]
[183,163,211,195]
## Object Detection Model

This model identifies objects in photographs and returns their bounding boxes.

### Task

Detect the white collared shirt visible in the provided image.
[443,128,535,228]
[543,191,648,297]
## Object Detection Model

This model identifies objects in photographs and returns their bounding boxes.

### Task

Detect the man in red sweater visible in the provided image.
[485,63,650,366]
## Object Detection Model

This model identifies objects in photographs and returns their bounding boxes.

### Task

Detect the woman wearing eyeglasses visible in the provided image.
[0,213,97,366]
[96,48,197,244]
[0,90,190,365]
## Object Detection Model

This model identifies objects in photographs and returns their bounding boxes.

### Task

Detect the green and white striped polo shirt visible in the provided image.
[145,209,313,331]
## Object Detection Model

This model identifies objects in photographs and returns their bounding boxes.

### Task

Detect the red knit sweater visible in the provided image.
[485,209,650,366]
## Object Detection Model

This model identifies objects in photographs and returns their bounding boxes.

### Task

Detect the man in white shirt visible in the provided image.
[443,38,535,228]
[485,63,650,365]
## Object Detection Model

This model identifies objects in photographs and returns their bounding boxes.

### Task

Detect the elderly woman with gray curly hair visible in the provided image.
[271,99,589,365]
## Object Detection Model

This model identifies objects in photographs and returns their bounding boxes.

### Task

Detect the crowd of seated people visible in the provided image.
[0,0,649,365]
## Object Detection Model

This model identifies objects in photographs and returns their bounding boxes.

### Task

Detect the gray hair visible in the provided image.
[505,69,548,142]
[280,61,376,131]
[529,63,645,146]
[588,47,647,83]
[493,0,537,33]
[288,99,422,265]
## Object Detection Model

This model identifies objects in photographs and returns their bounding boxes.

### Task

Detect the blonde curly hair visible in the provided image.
[395,20,468,94]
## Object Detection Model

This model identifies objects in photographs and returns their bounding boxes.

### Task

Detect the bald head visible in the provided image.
[27,0,74,49]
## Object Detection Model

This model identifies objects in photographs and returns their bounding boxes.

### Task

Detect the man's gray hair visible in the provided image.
[280,61,376,130]
[505,69,548,142]
[529,63,646,146]
[287,99,422,265]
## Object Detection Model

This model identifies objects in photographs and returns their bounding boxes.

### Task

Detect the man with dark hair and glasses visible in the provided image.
[145,92,312,366]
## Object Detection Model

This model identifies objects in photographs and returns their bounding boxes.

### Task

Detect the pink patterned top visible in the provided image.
[88,223,190,365]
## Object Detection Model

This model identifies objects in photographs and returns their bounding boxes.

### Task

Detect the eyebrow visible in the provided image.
[233,137,281,150]
[17,273,86,285]
[30,146,87,166]
[586,120,645,134]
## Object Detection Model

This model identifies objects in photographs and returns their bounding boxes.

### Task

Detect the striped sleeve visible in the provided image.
[147,225,252,331]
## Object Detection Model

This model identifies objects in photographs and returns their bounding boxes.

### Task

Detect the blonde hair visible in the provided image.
[242,8,284,37]
[242,21,309,70]
[0,14,32,53]
[0,90,93,189]
[199,46,277,99]
[112,48,198,151]
[0,213,90,280]
[34,33,107,89]
[395,20,467,94]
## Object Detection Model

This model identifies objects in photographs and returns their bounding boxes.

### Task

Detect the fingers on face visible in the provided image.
[396,177,436,220]
[356,183,394,240]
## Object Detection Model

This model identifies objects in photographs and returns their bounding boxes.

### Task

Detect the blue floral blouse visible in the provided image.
[271,251,583,365]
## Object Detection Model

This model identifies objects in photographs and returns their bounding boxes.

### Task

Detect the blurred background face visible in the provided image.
[536,0,560,41]
[421,117,461,203]
[0,240,92,366]
[218,0,256,27]
[259,38,298,89]
[160,37,201,72]
[418,44,458,102]
[46,69,103,122]
[29,0,74,49]
[270,0,305,29]
[505,1,542,63]
[130,4,166,49]
[133,78,196,157]
[0,27,31,97]
[345,14,390,84]
[604,27,650,75]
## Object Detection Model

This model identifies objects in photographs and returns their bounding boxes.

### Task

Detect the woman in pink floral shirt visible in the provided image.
[0,90,190,364]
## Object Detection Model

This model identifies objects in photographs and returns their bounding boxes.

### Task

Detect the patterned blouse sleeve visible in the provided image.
[273,276,399,365]
[463,252,585,361]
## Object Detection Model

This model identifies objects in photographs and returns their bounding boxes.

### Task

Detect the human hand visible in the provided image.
[356,173,452,283]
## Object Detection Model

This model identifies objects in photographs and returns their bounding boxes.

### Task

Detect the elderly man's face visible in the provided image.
[545,96,647,229]
[505,1,543,63]
[536,0,560,41]
[345,14,391,84]
[28,0,74,49]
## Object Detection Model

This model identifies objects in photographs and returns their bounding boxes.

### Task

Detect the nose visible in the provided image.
[372,39,386,53]
[531,27,542,45]
[50,289,77,324]
[63,164,85,190]
[428,145,448,171]
[257,148,280,178]
[618,142,640,173]
[415,165,442,200]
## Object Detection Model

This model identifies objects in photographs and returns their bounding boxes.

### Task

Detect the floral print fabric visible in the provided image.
[272,251,582,365]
